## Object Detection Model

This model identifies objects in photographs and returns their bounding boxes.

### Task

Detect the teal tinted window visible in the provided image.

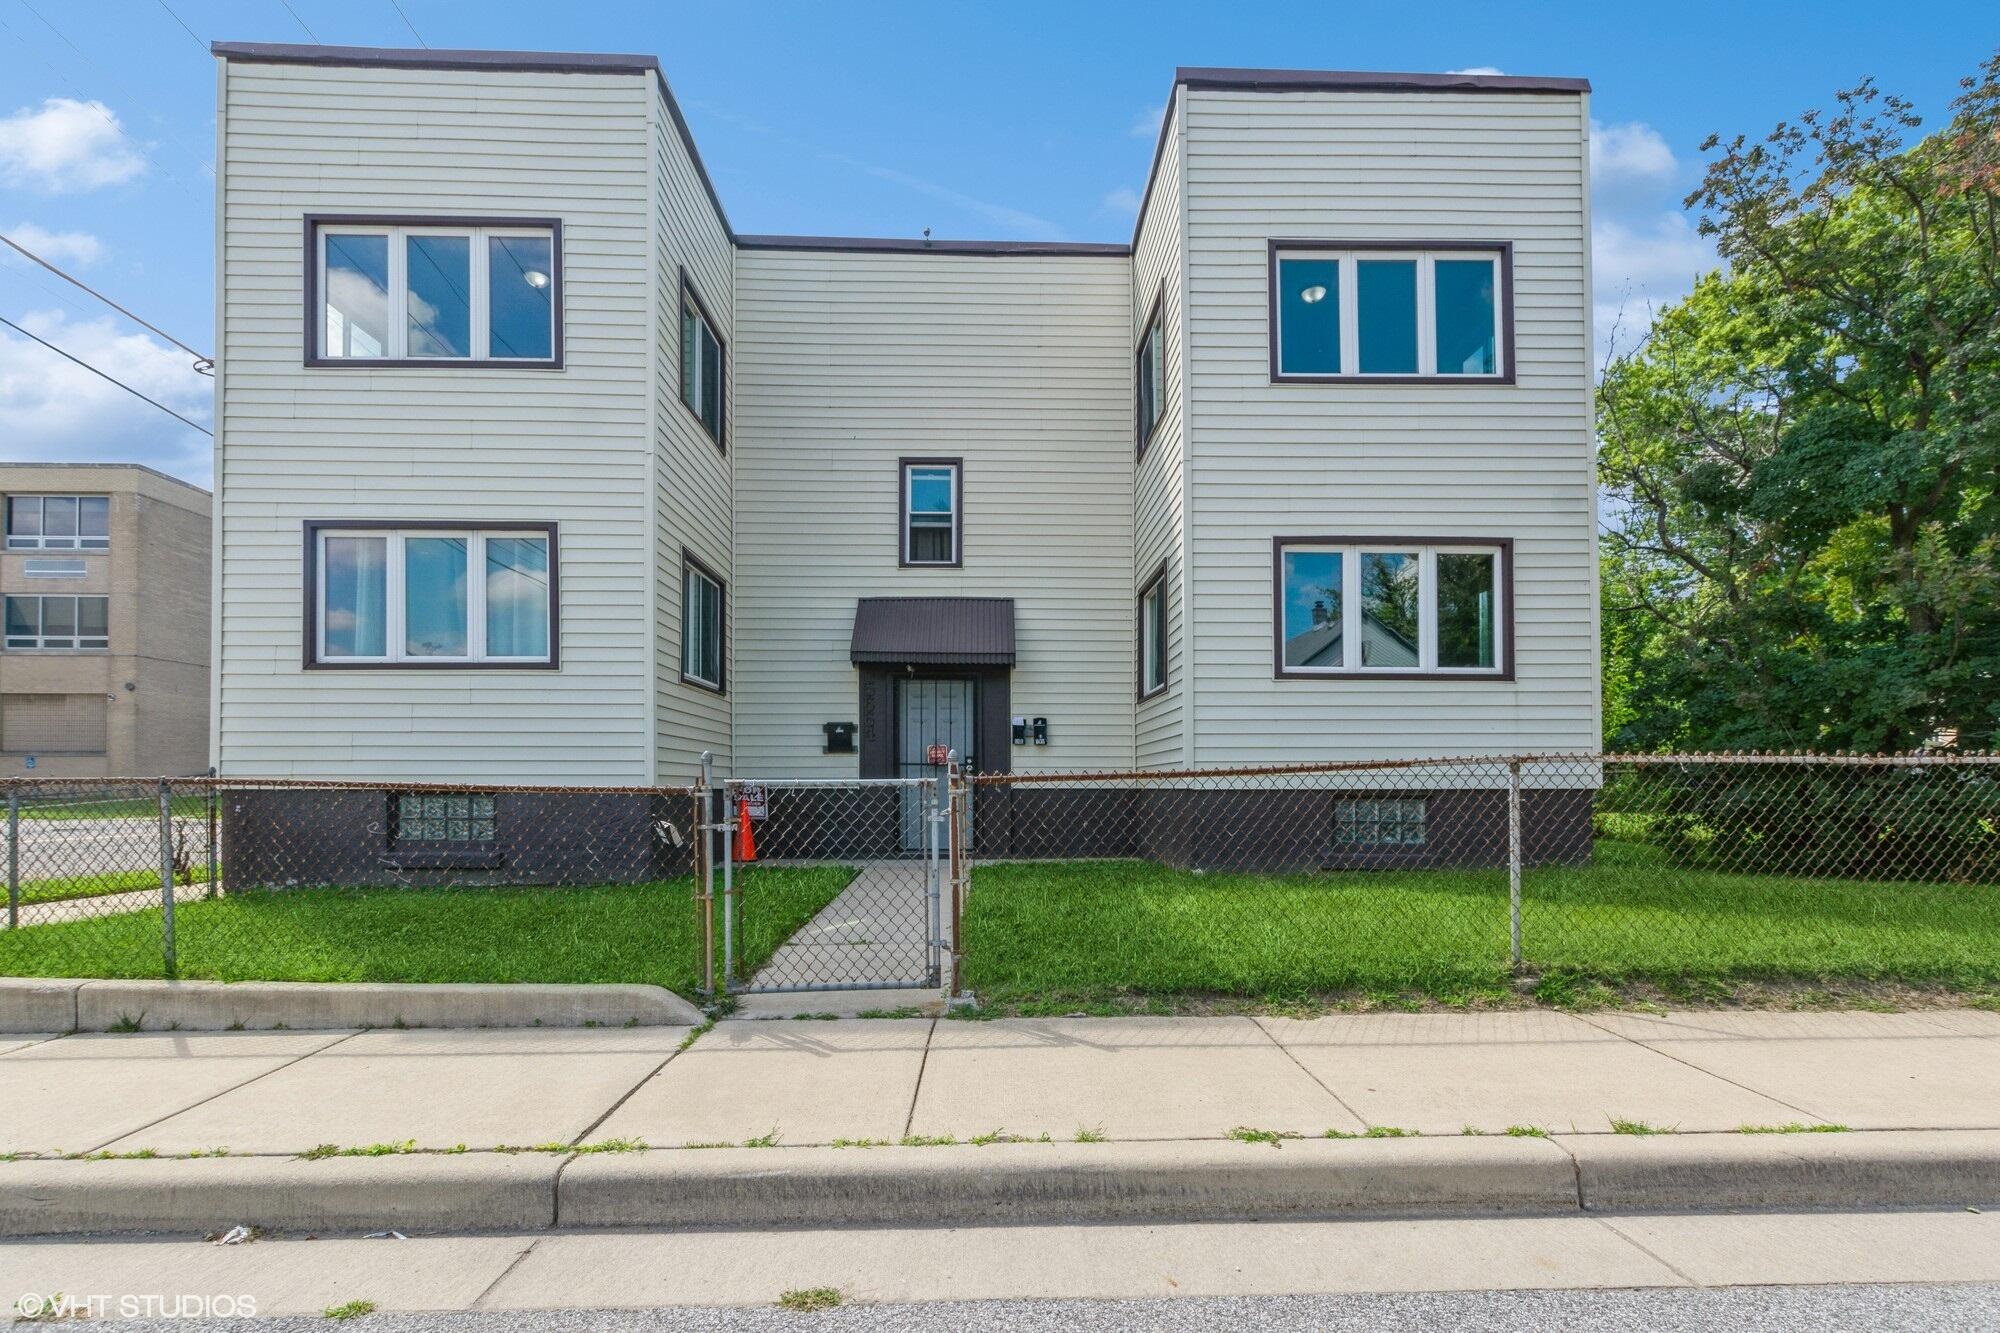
[487,235,554,359]
[1281,550,1344,668]
[1278,258,1339,374]
[1435,259,1498,375]
[403,536,469,657]
[1356,260,1418,374]
[406,234,471,358]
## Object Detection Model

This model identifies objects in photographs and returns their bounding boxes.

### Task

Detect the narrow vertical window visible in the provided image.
[1280,548,1345,669]
[679,273,726,450]
[1355,260,1419,375]
[484,535,551,659]
[681,555,725,692]
[488,234,555,360]
[1434,258,1499,375]
[1436,550,1499,669]
[403,535,470,657]
[1135,292,1164,454]
[1138,564,1168,698]
[323,232,391,358]
[901,461,960,567]
[321,535,390,659]
[1359,551,1421,668]
[405,233,472,358]
[1277,257,1341,375]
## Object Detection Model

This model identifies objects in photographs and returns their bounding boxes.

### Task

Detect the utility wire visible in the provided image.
[0,231,213,373]
[153,0,207,52]
[18,0,216,178]
[388,0,426,47]
[279,0,319,42]
[0,313,212,436]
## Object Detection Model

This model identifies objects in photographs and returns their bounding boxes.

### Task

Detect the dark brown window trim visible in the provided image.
[737,235,1128,257]
[302,215,565,370]
[1270,535,1515,683]
[1135,279,1166,461]
[1266,240,1516,387]
[300,519,561,671]
[679,547,727,695]
[677,266,727,455]
[1136,557,1169,702]
[897,457,964,569]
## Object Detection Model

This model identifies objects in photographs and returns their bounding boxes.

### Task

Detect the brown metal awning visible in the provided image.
[849,597,1016,667]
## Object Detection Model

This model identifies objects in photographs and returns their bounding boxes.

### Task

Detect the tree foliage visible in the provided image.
[1599,52,2000,752]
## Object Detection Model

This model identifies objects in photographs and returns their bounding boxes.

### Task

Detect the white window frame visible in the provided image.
[1275,249,1505,380]
[4,594,109,651]
[680,284,725,447]
[1277,542,1505,677]
[313,528,552,665]
[901,462,960,567]
[680,561,725,691]
[1139,574,1167,696]
[5,495,110,550]
[316,223,557,363]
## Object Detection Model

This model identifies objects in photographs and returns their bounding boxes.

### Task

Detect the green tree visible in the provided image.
[1599,52,2000,752]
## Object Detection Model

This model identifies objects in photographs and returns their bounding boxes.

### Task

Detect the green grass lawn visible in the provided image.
[0,865,852,998]
[10,797,212,821]
[16,866,214,906]
[963,840,2000,1008]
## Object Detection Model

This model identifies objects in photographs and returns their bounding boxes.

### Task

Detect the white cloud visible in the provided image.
[0,310,211,484]
[1591,119,1677,188]
[1591,212,1718,363]
[4,222,103,267]
[0,98,146,193]
[1100,186,1142,218]
[1130,104,1166,138]
[1447,67,1507,76]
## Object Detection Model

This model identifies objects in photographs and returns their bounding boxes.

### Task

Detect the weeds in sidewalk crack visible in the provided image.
[1506,1125,1551,1138]
[1610,1118,1675,1136]
[1228,1126,1299,1147]
[829,1138,890,1149]
[777,1287,842,1312]
[743,1129,782,1149]
[1074,1126,1107,1143]
[1736,1122,1850,1134]
[898,1134,956,1147]
[323,1297,377,1320]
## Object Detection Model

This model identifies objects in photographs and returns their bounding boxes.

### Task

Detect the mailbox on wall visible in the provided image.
[1031,718,1049,746]
[823,721,856,754]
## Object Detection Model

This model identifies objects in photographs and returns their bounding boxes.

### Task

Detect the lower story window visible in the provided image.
[1335,798,1427,847]
[681,552,725,692]
[310,524,555,666]
[4,594,108,650]
[394,793,496,845]
[1276,539,1505,676]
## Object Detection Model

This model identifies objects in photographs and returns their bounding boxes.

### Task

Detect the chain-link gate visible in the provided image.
[699,754,962,995]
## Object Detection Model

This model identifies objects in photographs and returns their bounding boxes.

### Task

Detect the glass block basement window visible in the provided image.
[395,794,498,843]
[1334,798,1427,847]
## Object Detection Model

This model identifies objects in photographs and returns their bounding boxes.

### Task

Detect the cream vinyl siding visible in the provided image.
[215,59,654,779]
[1181,88,1597,763]
[1132,96,1190,770]
[731,249,1134,775]
[650,82,734,782]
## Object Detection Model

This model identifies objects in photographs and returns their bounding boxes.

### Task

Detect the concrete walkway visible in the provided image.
[746,860,942,991]
[1,1009,1997,1236]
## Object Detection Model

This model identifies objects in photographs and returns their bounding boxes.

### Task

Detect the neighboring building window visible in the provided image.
[680,552,725,692]
[1135,292,1163,455]
[1138,563,1168,698]
[309,526,554,666]
[1335,798,1427,847]
[1272,244,1508,381]
[393,793,496,845]
[311,217,560,364]
[1275,540,1506,677]
[6,495,109,550]
[4,595,108,651]
[679,272,725,449]
[900,460,961,567]
[22,559,87,579]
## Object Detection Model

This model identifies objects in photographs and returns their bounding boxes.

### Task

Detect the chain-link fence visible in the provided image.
[1,754,1994,1005]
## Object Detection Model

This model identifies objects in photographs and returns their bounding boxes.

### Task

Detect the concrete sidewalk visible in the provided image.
[1,1008,1997,1235]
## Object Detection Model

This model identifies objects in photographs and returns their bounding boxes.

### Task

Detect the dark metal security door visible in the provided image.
[898,678,974,851]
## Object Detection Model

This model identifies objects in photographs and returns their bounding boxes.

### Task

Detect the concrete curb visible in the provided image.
[1559,1129,2000,1211]
[6,1132,2000,1237]
[0,1155,560,1238]
[17,979,705,1032]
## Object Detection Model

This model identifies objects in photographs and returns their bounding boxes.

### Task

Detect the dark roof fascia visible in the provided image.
[210,41,660,75]
[737,235,1128,257]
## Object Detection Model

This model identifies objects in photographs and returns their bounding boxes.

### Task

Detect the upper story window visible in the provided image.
[309,217,561,366]
[1138,561,1167,699]
[6,495,109,550]
[1271,243,1511,383]
[1275,539,1509,679]
[680,551,725,693]
[1135,289,1164,456]
[900,459,961,567]
[5,594,108,651]
[307,524,556,668]
[679,271,725,450]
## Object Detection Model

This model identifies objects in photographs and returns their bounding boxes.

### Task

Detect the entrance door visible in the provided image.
[897,677,974,852]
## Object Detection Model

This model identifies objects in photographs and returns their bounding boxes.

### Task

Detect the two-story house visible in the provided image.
[209,43,1597,875]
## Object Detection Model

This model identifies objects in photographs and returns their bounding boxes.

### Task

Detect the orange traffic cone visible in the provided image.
[735,796,758,863]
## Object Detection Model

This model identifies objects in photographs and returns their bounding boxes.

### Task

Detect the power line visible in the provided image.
[0,230,212,373]
[388,0,426,47]
[279,0,319,42]
[0,312,212,436]
[153,0,207,52]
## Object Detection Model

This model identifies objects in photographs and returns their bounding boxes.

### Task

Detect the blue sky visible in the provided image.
[0,0,1993,485]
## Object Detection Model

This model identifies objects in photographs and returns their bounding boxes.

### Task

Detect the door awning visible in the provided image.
[849,597,1016,666]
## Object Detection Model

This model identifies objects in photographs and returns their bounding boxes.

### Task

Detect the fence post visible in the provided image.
[1507,759,1523,972]
[927,756,949,989]
[696,751,716,998]
[205,767,219,899]
[947,757,966,999]
[158,778,177,977]
[6,786,17,930]
[720,776,736,988]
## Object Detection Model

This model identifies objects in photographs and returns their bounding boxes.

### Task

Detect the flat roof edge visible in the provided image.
[0,461,211,496]
[737,235,1130,257]
[210,41,660,76]
[1176,66,1591,95]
